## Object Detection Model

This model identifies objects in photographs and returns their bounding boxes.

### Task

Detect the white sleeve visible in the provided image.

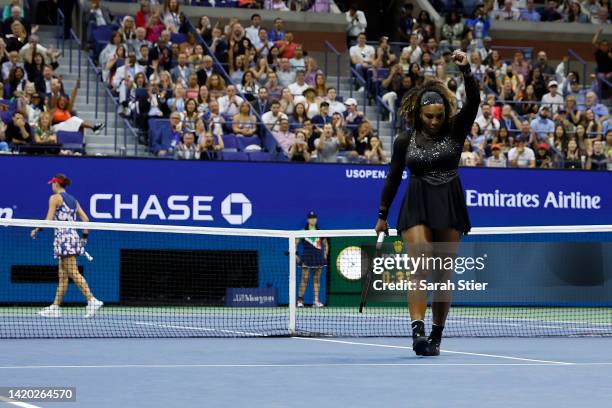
[357,11,368,30]
[507,148,517,161]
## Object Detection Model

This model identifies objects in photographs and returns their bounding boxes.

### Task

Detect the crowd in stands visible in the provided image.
[0,1,105,155]
[377,0,612,170]
[86,0,387,163]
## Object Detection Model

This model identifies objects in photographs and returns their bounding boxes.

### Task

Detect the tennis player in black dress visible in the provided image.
[375,51,479,356]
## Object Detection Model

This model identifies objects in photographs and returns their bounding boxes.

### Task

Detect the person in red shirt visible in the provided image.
[276,32,299,59]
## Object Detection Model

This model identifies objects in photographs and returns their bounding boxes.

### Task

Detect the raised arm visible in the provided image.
[375,132,410,235]
[68,79,80,112]
[451,51,480,140]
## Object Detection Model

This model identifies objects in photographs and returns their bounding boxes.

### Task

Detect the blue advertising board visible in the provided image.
[0,156,610,306]
[1,155,611,229]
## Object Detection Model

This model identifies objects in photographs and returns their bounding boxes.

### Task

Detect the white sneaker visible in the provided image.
[84,298,103,318]
[39,304,62,318]
[313,301,324,308]
[297,300,304,308]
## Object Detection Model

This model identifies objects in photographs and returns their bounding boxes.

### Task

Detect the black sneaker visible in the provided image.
[411,320,428,356]
[93,122,106,134]
[422,336,441,356]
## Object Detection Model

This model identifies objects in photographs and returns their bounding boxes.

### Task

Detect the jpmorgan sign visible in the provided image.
[89,193,252,225]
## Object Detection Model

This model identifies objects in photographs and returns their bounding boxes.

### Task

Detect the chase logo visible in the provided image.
[221,193,252,225]
[0,208,13,219]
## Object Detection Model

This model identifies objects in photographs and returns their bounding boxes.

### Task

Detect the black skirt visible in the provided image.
[396,175,471,234]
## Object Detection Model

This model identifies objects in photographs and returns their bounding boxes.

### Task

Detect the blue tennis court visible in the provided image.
[1,336,611,407]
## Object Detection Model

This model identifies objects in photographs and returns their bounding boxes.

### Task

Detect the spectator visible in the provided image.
[251,87,271,116]
[232,102,257,137]
[265,71,283,101]
[198,130,224,161]
[350,33,375,92]
[343,97,364,129]
[254,28,273,59]
[288,69,309,97]
[238,71,260,102]
[279,87,295,115]
[364,135,388,164]
[262,100,288,131]
[541,80,564,114]
[167,83,187,113]
[268,18,285,43]
[540,0,564,21]
[206,100,226,138]
[195,56,217,87]
[176,131,198,160]
[145,12,166,43]
[301,87,320,118]
[277,58,295,88]
[465,6,491,48]
[3,5,32,37]
[289,129,310,162]
[267,0,290,12]
[534,143,552,168]
[162,0,184,33]
[520,0,541,21]
[209,25,229,64]
[468,122,486,155]
[486,144,507,167]
[289,46,306,72]
[218,85,244,117]
[273,117,295,153]
[169,53,191,87]
[441,10,464,48]
[304,57,320,86]
[86,0,114,44]
[508,138,536,167]
[566,2,590,23]
[290,102,308,130]
[564,79,586,106]
[345,4,367,49]
[99,31,126,70]
[583,109,603,140]
[475,102,501,141]
[153,111,182,156]
[396,3,415,40]
[583,91,609,120]
[460,139,480,166]
[526,67,547,100]
[276,32,299,59]
[5,111,31,148]
[6,66,26,98]
[6,20,28,53]
[325,87,345,116]
[530,106,555,144]
[245,14,262,45]
[563,137,583,169]
[311,101,332,128]
[26,92,45,126]
[315,122,340,162]
[493,0,521,20]
[135,0,151,28]
[50,80,104,135]
[2,0,22,22]
[180,99,201,131]
[534,51,556,81]
[511,51,531,79]
[585,140,606,170]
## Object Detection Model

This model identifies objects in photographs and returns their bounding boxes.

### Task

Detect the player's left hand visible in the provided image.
[30,229,38,239]
[452,50,469,66]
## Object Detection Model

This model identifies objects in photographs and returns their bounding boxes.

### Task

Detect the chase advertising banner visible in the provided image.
[1,156,611,228]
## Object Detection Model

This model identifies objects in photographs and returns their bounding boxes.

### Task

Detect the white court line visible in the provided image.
[0,396,41,408]
[132,321,265,337]
[292,337,575,365]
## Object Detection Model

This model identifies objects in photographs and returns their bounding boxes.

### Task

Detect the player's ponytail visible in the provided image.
[54,173,72,188]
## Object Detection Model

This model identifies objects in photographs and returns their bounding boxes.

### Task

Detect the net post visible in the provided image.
[288,235,297,336]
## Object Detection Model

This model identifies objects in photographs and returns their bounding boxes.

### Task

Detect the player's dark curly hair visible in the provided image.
[400,78,457,132]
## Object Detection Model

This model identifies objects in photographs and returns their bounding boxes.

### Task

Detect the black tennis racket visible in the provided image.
[359,232,385,313]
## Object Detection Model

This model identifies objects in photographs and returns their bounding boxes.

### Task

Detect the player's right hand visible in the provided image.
[375,219,389,236]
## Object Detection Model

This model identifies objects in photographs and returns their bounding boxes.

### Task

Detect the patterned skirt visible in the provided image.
[53,228,83,259]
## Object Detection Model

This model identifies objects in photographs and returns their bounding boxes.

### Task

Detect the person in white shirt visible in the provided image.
[349,33,375,92]
[508,138,536,167]
[486,144,508,167]
[541,81,564,114]
[261,100,289,132]
[345,5,367,49]
[325,87,345,115]
[2,50,24,81]
[289,46,306,72]
[492,0,521,21]
[288,70,309,97]
[475,103,501,141]
[401,34,423,64]
[245,13,262,45]
[218,85,245,117]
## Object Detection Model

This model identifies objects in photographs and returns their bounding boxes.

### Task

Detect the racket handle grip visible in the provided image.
[376,232,385,248]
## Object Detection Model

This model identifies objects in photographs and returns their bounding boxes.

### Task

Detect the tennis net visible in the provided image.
[0,218,611,338]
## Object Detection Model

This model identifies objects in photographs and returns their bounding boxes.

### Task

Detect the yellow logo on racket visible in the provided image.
[393,240,404,253]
